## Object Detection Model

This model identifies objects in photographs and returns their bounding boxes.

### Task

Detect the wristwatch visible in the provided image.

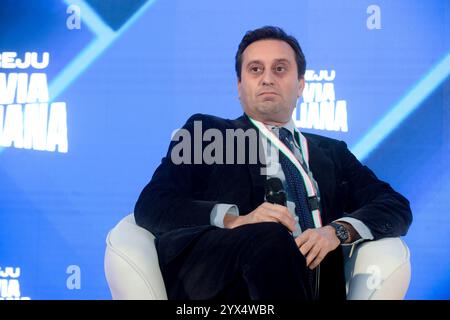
[329,222,350,244]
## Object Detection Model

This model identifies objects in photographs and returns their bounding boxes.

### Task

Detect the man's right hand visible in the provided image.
[223,202,297,233]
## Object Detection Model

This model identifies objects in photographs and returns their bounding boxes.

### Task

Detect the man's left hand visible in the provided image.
[295,226,340,270]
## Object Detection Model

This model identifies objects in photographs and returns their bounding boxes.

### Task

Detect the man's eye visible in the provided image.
[275,66,286,72]
[250,66,262,73]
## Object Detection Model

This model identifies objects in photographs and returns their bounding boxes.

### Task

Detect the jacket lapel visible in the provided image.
[304,136,336,224]
[233,114,266,207]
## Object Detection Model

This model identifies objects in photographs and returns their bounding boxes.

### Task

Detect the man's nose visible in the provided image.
[261,70,275,86]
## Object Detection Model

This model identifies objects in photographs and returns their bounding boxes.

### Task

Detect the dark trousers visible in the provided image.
[159,222,314,300]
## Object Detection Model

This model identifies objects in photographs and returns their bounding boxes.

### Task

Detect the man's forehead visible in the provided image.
[245,58,292,66]
[242,39,296,64]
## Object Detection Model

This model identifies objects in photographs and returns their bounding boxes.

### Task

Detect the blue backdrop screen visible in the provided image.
[0,0,449,299]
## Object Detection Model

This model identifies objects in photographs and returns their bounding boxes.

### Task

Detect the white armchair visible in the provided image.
[104,214,411,300]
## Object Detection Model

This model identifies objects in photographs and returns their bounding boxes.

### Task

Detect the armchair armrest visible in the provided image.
[104,214,168,300]
[344,237,411,300]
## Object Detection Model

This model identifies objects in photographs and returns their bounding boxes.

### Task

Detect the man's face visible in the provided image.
[238,39,305,125]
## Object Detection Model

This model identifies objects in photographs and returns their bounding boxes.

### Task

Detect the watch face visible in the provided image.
[333,223,349,243]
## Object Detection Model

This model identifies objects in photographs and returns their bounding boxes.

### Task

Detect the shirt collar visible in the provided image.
[247,115,308,165]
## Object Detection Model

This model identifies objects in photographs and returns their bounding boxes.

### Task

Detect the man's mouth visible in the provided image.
[258,92,279,96]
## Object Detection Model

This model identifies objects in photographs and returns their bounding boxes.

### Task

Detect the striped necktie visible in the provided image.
[278,127,315,232]
[277,127,316,298]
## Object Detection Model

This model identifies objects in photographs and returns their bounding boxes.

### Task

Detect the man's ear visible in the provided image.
[297,77,305,98]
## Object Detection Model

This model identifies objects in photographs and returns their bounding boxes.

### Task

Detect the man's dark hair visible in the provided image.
[235,26,306,80]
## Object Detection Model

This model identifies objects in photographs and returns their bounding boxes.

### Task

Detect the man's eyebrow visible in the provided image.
[246,59,263,66]
[273,58,291,64]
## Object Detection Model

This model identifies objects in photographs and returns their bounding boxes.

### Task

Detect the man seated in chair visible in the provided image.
[134,26,412,300]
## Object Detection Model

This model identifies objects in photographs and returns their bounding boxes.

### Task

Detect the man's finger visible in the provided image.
[309,250,327,270]
[266,203,294,219]
[252,208,278,223]
[298,238,314,256]
[268,203,288,212]
[276,213,297,232]
[305,245,321,267]
[295,230,310,248]
[251,207,294,232]
[265,208,297,232]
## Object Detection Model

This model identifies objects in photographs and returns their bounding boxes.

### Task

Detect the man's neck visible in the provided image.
[263,120,289,127]
[246,114,290,127]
